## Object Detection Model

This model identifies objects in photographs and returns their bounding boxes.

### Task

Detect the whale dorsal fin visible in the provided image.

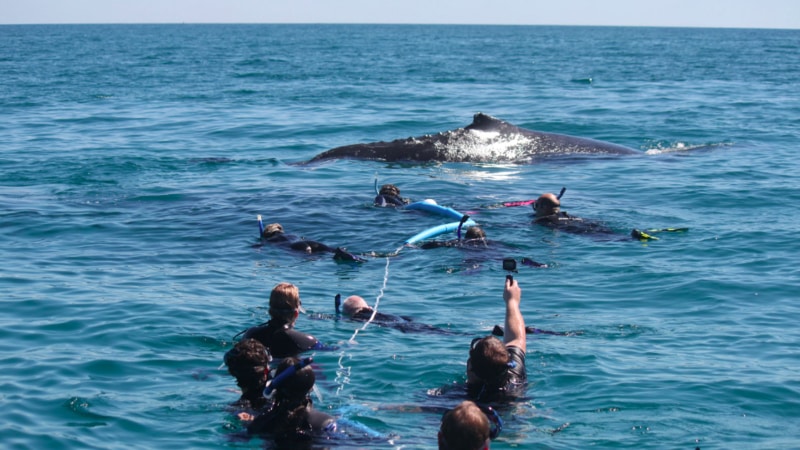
[466,113,505,131]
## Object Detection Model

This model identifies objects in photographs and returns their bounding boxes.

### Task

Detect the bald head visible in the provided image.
[533,193,560,217]
[342,295,372,316]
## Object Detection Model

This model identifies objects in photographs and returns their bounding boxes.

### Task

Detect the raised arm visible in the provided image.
[502,277,526,353]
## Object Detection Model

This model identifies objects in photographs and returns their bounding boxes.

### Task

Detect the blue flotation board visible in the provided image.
[404,199,467,221]
[405,218,477,245]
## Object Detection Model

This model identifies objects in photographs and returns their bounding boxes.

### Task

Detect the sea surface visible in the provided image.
[1,24,799,449]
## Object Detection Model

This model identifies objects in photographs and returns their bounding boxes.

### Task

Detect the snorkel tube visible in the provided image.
[334,294,341,315]
[263,356,313,397]
[557,187,567,200]
[257,215,264,235]
[456,214,470,241]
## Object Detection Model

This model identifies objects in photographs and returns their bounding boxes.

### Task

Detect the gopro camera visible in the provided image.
[503,258,517,282]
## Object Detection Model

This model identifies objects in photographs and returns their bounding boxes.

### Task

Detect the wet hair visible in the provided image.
[379,184,401,197]
[469,336,510,383]
[439,400,490,450]
[273,357,316,441]
[269,282,301,323]
[465,226,486,240]
[224,338,271,390]
[533,193,561,215]
[262,223,284,238]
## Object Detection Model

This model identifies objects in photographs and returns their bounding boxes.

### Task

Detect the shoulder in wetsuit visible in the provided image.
[374,193,409,207]
[242,321,324,359]
[347,307,461,335]
[248,402,337,444]
[534,211,615,235]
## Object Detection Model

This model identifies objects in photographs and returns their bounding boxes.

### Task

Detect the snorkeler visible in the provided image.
[416,224,548,270]
[334,294,464,335]
[465,278,528,402]
[532,189,680,241]
[438,400,500,450]
[247,356,337,442]
[418,226,490,249]
[374,183,410,207]
[224,338,273,421]
[239,282,337,359]
[258,219,366,262]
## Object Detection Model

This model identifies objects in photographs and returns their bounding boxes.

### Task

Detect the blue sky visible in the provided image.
[2,0,798,29]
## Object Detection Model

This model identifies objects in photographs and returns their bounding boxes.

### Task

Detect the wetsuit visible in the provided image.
[534,211,615,235]
[419,238,489,249]
[248,403,336,441]
[467,346,527,402]
[264,232,335,253]
[374,193,409,207]
[349,309,462,335]
[242,321,326,359]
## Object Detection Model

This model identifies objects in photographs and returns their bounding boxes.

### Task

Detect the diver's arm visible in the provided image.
[502,278,526,353]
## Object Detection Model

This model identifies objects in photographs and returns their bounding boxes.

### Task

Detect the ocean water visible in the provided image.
[1,24,799,449]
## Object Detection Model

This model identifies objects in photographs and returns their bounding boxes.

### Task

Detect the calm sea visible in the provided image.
[1,24,798,449]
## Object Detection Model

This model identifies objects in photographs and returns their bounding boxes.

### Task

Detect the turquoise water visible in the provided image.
[1,24,799,449]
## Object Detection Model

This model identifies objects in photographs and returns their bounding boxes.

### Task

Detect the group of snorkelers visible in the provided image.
[224,183,686,448]
[257,183,682,266]
[225,279,526,449]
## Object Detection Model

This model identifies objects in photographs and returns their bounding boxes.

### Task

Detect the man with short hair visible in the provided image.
[438,400,491,450]
[466,278,527,401]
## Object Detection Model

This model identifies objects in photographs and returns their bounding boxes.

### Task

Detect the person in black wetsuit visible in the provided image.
[374,183,410,207]
[532,192,657,240]
[224,338,273,421]
[419,226,490,249]
[260,222,365,261]
[466,278,527,402]
[241,282,336,359]
[418,225,548,270]
[248,356,337,443]
[340,295,462,335]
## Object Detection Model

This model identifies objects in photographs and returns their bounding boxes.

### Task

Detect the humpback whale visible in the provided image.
[307,113,639,164]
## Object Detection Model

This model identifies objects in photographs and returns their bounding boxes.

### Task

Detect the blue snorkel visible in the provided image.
[257,214,264,235]
[457,214,470,241]
[263,356,313,397]
[334,294,341,315]
[557,187,566,200]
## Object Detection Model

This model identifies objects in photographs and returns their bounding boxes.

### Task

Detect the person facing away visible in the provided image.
[419,226,489,249]
[242,282,332,359]
[224,338,273,418]
[247,356,337,442]
[531,192,618,235]
[260,222,366,262]
[374,183,410,207]
[533,192,660,240]
[466,278,527,401]
[340,295,461,335]
[438,400,492,450]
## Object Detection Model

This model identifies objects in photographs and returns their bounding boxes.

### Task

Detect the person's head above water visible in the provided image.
[533,193,561,217]
[341,295,373,316]
[438,400,491,450]
[262,223,284,239]
[465,226,486,240]
[468,336,511,386]
[224,338,271,394]
[273,356,316,402]
[379,184,401,197]
[269,282,303,325]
